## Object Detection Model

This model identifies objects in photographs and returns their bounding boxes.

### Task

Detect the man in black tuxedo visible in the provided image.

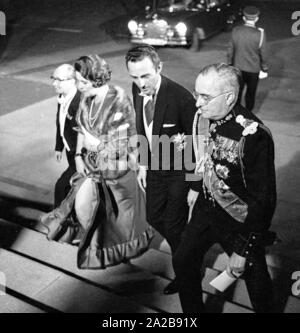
[52,64,81,207]
[125,45,197,294]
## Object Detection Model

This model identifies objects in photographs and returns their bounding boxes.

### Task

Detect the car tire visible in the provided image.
[189,28,203,52]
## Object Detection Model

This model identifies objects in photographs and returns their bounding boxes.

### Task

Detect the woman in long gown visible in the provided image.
[41,55,154,269]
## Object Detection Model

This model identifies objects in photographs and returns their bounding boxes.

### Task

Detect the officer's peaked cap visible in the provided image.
[243,6,260,20]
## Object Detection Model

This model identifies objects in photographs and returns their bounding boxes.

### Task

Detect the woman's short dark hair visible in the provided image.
[125,44,161,70]
[74,54,112,87]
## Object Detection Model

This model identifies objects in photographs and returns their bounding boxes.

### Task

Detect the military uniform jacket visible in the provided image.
[191,105,276,258]
[227,24,268,73]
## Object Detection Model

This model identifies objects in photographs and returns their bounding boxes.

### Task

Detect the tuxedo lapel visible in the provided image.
[133,84,145,136]
[152,76,168,150]
[68,90,81,118]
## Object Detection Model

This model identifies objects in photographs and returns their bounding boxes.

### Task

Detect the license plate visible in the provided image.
[142,38,167,46]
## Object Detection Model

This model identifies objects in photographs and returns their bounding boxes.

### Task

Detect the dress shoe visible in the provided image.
[163,279,178,295]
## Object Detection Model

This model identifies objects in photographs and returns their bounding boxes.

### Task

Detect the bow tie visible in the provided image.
[57,95,71,106]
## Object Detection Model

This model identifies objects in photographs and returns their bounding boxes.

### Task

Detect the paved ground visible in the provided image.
[0,0,299,313]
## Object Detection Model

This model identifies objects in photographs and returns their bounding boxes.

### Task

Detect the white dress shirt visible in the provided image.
[57,87,77,151]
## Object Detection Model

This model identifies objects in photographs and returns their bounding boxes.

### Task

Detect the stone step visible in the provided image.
[0,247,155,313]
[131,248,300,313]
[2,196,299,313]
[3,194,298,284]
[157,237,300,276]
[0,219,253,313]
[0,195,51,233]
[0,294,45,313]
[0,218,162,312]
[0,180,51,207]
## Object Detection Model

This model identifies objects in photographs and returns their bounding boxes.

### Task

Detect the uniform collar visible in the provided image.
[244,21,256,28]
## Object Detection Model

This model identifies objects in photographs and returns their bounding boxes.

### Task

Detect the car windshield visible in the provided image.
[157,0,205,12]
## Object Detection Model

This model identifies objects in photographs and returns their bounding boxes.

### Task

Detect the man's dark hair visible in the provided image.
[125,44,161,70]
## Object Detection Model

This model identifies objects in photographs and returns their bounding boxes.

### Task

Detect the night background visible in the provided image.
[0,0,299,314]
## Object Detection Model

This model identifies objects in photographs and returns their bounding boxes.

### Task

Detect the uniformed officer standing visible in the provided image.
[227,6,268,111]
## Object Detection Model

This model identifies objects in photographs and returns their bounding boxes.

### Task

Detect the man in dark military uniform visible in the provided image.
[173,63,277,313]
[227,6,268,111]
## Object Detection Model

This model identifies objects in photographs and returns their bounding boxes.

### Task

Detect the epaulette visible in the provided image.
[236,115,259,137]
[236,115,273,188]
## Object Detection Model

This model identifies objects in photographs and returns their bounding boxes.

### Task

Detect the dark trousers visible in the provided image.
[146,171,189,254]
[54,151,76,208]
[238,71,259,112]
[173,213,274,313]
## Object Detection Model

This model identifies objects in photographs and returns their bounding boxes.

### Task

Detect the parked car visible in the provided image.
[128,0,243,50]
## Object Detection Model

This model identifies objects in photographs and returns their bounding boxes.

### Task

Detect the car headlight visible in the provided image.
[128,20,138,34]
[175,22,187,36]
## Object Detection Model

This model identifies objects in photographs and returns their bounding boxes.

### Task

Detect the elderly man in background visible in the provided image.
[52,64,81,207]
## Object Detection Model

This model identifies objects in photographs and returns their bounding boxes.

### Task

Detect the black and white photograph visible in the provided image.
[0,0,299,317]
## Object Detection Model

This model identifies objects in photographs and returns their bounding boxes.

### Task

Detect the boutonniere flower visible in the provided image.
[236,115,258,136]
[216,164,230,179]
[173,133,187,152]
[66,113,73,120]
[113,112,123,122]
